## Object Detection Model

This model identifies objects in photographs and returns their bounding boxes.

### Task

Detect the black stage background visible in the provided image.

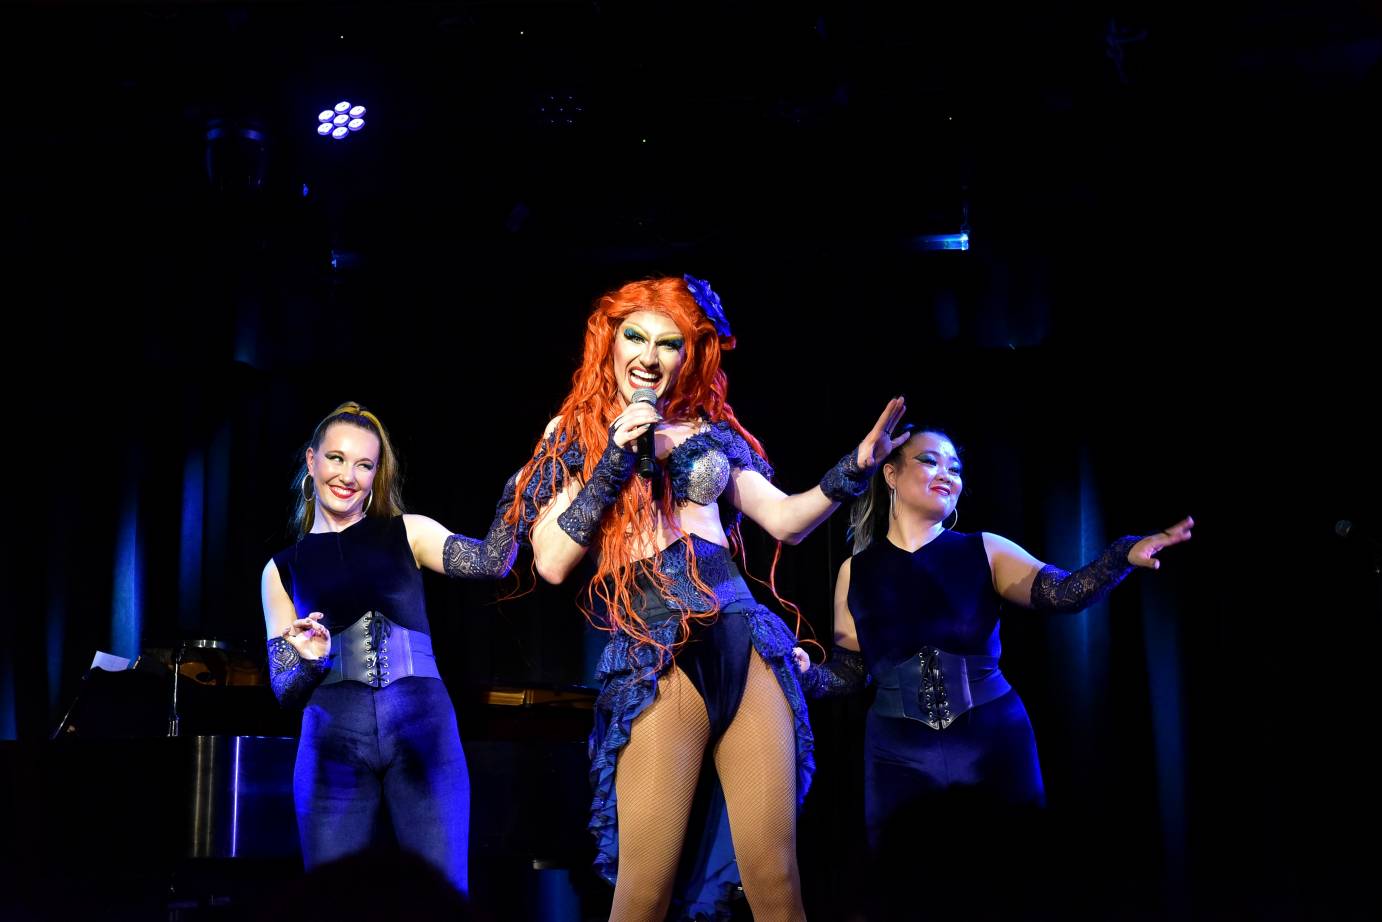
[2,2,1379,919]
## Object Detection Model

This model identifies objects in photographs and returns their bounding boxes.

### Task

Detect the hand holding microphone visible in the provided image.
[558,400,657,548]
[610,388,662,480]
[629,387,659,479]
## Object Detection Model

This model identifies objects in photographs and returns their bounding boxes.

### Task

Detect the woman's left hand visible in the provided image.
[855,396,911,469]
[1128,516,1194,569]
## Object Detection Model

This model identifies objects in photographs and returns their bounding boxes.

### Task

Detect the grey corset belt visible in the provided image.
[872,646,1012,730]
[321,611,440,688]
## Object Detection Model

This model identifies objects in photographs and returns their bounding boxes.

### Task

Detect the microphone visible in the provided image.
[630,387,659,480]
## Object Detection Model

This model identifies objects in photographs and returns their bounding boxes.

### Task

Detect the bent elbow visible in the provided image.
[534,556,570,585]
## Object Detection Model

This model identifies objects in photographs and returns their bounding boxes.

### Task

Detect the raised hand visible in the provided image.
[855,396,911,469]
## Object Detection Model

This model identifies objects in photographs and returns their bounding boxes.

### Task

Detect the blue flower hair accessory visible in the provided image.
[684,274,733,339]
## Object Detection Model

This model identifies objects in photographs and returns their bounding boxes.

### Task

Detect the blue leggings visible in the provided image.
[294,676,470,894]
[864,688,1045,849]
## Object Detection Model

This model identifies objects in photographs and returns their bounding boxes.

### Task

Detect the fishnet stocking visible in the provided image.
[611,666,711,921]
[714,649,806,922]
[609,651,805,922]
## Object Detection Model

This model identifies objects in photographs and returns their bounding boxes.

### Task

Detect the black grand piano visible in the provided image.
[6,638,610,921]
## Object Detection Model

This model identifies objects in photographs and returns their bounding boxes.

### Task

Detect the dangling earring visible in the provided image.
[943,507,959,531]
[364,490,373,513]
[889,486,897,519]
[301,474,314,502]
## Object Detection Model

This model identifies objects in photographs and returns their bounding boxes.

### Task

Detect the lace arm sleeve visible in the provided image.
[799,646,868,699]
[556,427,636,547]
[1029,535,1142,613]
[818,451,872,503]
[442,471,520,579]
[267,637,331,709]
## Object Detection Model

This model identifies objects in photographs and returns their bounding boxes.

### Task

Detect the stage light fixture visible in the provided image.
[316,100,367,140]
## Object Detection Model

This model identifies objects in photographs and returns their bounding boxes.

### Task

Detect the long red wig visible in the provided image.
[504,277,784,655]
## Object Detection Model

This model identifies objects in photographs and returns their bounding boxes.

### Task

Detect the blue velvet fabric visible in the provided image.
[272,516,469,894]
[296,678,471,894]
[847,530,1046,848]
[272,516,429,635]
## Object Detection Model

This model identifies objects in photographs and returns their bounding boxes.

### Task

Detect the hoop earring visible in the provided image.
[364,490,373,513]
[889,486,896,519]
[943,507,959,531]
[301,474,314,502]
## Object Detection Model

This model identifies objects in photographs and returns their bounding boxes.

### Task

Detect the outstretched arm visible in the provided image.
[405,471,523,580]
[985,517,1194,612]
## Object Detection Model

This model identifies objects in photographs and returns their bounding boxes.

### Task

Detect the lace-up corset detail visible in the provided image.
[361,611,391,686]
[321,610,441,688]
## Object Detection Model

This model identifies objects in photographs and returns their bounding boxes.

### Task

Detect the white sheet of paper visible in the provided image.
[90,651,131,671]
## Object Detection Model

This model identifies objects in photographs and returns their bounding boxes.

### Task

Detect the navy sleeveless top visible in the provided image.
[271,515,431,635]
[846,530,1003,674]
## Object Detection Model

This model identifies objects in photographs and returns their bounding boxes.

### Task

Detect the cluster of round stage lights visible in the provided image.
[316,101,366,139]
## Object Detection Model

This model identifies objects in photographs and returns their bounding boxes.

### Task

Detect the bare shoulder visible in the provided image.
[402,512,445,532]
[982,531,1039,563]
